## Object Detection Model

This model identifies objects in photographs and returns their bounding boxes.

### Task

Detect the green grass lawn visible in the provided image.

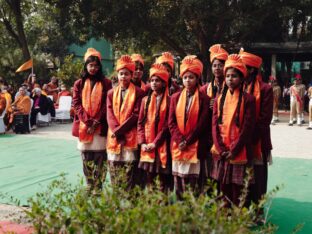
[0,134,311,233]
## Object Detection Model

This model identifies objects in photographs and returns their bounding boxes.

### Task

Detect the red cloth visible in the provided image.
[168,89,211,160]
[72,77,112,137]
[254,81,273,154]
[0,221,33,234]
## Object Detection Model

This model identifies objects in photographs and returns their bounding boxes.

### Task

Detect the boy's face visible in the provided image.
[212,59,224,78]
[225,68,242,91]
[118,68,132,88]
[133,62,143,81]
[182,71,197,90]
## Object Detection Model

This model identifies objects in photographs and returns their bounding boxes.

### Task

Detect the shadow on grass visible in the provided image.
[269,198,312,234]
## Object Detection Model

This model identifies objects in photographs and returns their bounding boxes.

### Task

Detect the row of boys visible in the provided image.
[72,46,273,206]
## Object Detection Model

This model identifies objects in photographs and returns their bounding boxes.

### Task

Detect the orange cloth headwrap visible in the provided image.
[116,55,135,73]
[84,48,102,62]
[156,52,174,70]
[179,55,203,77]
[131,54,144,66]
[239,48,262,69]
[224,54,247,78]
[209,44,229,63]
[149,63,169,84]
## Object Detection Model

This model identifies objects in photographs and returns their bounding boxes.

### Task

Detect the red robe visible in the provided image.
[168,89,211,161]
[106,85,145,140]
[72,77,112,137]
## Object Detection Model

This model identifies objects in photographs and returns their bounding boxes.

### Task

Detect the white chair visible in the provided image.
[0,109,6,134]
[37,112,51,126]
[55,96,72,122]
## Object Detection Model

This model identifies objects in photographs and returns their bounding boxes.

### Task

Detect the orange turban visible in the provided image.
[149,63,169,84]
[209,44,228,63]
[180,55,203,77]
[239,48,262,69]
[156,52,174,70]
[116,55,135,73]
[131,54,144,66]
[84,48,102,62]
[224,54,247,78]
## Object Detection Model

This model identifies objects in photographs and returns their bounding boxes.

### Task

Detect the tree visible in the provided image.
[0,0,31,60]
[45,0,312,81]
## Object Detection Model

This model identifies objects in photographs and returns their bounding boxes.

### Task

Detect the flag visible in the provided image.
[16,59,33,73]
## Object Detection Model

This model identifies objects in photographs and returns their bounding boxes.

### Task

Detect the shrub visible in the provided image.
[22,168,279,234]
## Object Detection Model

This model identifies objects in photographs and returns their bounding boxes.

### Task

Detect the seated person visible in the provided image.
[15,84,30,99]
[7,87,31,131]
[0,89,7,116]
[30,88,51,129]
[55,84,71,109]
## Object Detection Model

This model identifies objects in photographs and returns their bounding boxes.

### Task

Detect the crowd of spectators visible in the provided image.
[0,74,73,134]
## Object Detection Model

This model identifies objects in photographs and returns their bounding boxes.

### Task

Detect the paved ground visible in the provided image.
[0,112,311,233]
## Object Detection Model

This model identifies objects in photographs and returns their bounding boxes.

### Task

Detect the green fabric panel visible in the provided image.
[68,38,114,75]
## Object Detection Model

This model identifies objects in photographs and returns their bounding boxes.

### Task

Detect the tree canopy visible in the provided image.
[0,0,311,86]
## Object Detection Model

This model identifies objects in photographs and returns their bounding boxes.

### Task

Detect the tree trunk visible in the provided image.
[5,0,30,60]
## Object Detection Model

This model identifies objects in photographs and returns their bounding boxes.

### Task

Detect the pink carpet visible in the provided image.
[0,221,33,234]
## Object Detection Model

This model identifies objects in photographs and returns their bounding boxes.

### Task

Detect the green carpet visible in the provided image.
[0,134,82,204]
[0,134,311,233]
[268,158,312,234]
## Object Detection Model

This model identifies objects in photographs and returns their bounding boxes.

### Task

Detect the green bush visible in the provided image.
[24,170,278,234]
[55,55,83,88]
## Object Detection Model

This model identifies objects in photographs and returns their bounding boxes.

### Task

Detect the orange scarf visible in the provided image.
[107,83,137,154]
[141,81,146,91]
[140,93,168,168]
[211,88,247,164]
[207,80,224,98]
[247,76,262,161]
[79,79,103,143]
[171,89,199,163]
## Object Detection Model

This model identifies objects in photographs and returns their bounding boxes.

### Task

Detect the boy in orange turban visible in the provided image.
[131,54,148,91]
[72,47,112,195]
[168,55,210,199]
[201,44,228,109]
[106,55,145,190]
[137,63,173,192]
[211,54,256,206]
[239,49,273,212]
[156,52,181,95]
